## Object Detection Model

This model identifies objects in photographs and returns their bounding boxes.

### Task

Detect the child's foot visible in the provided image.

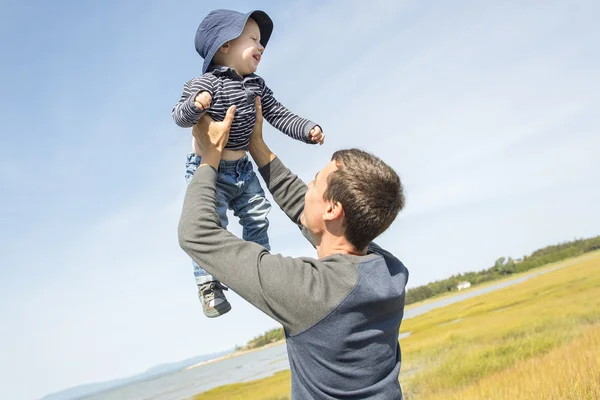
[198,281,231,318]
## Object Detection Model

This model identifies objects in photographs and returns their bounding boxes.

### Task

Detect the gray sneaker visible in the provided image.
[198,281,231,318]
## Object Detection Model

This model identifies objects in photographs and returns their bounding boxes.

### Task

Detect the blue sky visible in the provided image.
[1,0,599,399]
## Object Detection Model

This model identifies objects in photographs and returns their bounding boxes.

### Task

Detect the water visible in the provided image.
[402,257,585,320]
[84,344,290,400]
[85,257,588,399]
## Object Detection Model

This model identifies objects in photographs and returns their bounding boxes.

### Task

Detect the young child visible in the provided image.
[173,9,324,318]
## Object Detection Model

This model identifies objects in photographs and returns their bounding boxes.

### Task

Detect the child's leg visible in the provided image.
[185,153,232,317]
[229,157,271,251]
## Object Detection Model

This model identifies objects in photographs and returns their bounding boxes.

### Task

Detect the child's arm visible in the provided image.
[260,83,324,144]
[172,76,216,128]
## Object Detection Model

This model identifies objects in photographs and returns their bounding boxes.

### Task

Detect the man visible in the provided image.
[178,98,409,399]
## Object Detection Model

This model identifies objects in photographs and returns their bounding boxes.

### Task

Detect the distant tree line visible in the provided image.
[237,327,285,351]
[405,235,600,305]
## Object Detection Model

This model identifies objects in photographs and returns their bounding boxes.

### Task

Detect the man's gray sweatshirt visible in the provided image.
[178,157,409,399]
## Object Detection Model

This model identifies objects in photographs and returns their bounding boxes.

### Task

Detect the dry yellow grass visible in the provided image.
[401,251,600,399]
[191,370,290,400]
[427,323,600,399]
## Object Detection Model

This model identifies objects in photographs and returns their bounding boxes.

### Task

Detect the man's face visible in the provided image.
[225,18,264,76]
[301,161,339,235]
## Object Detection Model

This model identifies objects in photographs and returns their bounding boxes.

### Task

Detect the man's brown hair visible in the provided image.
[324,149,405,250]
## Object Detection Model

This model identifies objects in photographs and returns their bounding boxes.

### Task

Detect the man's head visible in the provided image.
[301,149,405,251]
[195,9,273,74]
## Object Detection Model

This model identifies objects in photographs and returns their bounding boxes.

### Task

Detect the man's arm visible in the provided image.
[179,108,358,334]
[248,98,309,229]
[261,83,319,144]
[172,76,215,128]
[178,160,353,334]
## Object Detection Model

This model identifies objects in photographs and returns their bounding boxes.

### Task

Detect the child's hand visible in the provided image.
[194,91,212,111]
[310,126,325,145]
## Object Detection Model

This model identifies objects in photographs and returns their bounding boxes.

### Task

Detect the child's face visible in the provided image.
[221,18,264,76]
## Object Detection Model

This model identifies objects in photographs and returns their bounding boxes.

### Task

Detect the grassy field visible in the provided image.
[401,251,600,399]
[191,251,600,400]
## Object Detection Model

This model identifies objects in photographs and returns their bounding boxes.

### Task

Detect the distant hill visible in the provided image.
[41,349,233,400]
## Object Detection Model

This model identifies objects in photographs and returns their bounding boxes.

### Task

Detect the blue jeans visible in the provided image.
[184,153,271,285]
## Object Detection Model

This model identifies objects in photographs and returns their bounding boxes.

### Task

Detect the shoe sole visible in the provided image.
[204,302,232,318]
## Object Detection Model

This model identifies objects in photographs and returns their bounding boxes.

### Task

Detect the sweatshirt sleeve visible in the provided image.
[258,157,318,248]
[258,157,307,225]
[260,83,320,144]
[178,159,356,335]
[172,76,215,128]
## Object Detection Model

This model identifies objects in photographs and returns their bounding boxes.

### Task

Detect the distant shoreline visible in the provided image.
[184,339,287,371]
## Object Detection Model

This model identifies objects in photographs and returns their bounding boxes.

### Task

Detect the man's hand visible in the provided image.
[248,96,276,168]
[194,91,212,111]
[310,126,325,145]
[249,96,265,145]
[192,105,236,169]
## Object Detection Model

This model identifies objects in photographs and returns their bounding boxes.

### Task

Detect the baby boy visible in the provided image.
[173,9,324,318]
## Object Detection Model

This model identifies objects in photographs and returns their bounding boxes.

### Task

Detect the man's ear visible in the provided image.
[324,200,344,221]
[218,42,230,54]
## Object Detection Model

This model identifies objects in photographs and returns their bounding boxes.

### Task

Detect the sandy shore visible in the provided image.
[184,339,287,371]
